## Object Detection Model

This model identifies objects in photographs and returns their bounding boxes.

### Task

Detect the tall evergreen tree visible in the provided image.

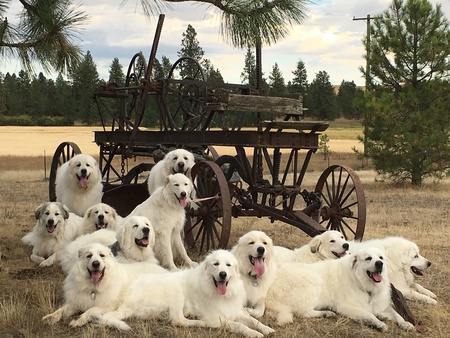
[71,51,100,124]
[362,0,450,185]
[306,71,338,120]
[0,73,6,114]
[108,58,125,86]
[337,80,358,119]
[177,24,205,79]
[289,59,308,96]
[203,59,224,83]
[240,48,257,88]
[268,63,286,96]
[55,73,75,119]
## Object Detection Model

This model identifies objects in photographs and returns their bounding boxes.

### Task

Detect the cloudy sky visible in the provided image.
[2,0,450,86]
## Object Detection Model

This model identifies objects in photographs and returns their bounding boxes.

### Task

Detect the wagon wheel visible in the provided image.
[125,52,148,129]
[165,56,208,131]
[314,165,366,240]
[49,142,82,202]
[184,161,231,254]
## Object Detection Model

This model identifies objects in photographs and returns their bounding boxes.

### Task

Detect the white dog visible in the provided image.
[59,216,161,274]
[55,153,103,216]
[129,173,197,271]
[147,148,195,195]
[266,247,415,332]
[22,202,82,267]
[78,203,120,235]
[97,249,275,337]
[43,243,166,328]
[273,230,349,265]
[231,230,277,318]
[349,236,436,304]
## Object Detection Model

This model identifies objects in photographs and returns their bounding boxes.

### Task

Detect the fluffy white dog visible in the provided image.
[78,203,120,235]
[273,230,349,265]
[59,216,161,274]
[55,153,103,216]
[231,230,277,318]
[22,202,82,267]
[97,249,275,337]
[147,148,195,195]
[129,173,197,271]
[266,247,415,332]
[349,236,436,304]
[43,243,166,328]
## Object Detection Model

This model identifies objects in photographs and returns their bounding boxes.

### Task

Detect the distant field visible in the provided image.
[0,123,364,157]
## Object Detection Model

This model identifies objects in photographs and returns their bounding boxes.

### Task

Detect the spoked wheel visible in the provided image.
[164,56,207,131]
[314,165,366,240]
[125,52,148,129]
[184,161,231,254]
[49,142,82,202]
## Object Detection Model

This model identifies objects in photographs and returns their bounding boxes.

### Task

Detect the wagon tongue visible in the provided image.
[251,256,265,276]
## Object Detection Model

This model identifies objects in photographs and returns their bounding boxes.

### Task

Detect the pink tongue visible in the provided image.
[372,271,382,282]
[47,226,55,233]
[90,270,102,283]
[179,198,187,207]
[140,238,149,245]
[216,281,227,295]
[253,257,265,276]
[79,177,89,188]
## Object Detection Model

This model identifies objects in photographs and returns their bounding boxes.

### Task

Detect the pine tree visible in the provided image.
[306,71,338,120]
[268,63,286,96]
[108,58,125,87]
[362,0,450,185]
[337,80,358,119]
[240,49,257,88]
[177,25,205,79]
[71,51,100,124]
[289,59,308,96]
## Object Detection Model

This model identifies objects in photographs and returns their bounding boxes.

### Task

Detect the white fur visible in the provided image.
[231,230,277,318]
[22,202,82,267]
[129,173,197,271]
[147,149,195,195]
[273,230,349,265]
[43,243,167,328]
[349,236,437,304]
[266,247,415,332]
[78,203,120,236]
[97,249,275,337]
[55,153,103,216]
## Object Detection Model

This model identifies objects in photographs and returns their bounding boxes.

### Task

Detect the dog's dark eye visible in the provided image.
[379,256,383,260]
[77,163,81,167]
[213,262,219,266]
[175,184,179,187]
[55,212,59,216]
[263,241,267,245]
[249,241,255,245]
[133,224,138,229]
[173,156,178,161]
[330,240,335,243]
[226,263,231,267]
[87,254,92,258]
[365,256,372,261]
[184,157,188,160]
[100,254,105,258]
[86,163,90,167]
[414,254,419,258]
[45,212,50,215]
[104,211,109,214]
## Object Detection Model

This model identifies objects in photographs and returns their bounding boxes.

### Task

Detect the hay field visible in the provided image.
[0,126,449,338]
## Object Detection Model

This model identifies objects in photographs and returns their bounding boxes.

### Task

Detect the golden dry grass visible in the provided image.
[0,126,449,337]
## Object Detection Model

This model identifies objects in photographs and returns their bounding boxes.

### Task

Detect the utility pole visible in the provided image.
[353,14,373,167]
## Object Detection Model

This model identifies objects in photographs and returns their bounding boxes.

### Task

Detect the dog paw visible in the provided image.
[424,298,438,305]
[399,321,415,331]
[69,318,84,328]
[42,314,59,325]
[39,260,53,268]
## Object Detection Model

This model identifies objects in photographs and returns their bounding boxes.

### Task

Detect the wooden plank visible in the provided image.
[259,120,329,132]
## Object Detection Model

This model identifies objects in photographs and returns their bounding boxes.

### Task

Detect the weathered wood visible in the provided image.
[259,120,329,132]
[206,89,303,115]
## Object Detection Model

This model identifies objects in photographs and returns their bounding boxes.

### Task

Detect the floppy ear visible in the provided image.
[164,175,172,186]
[34,203,46,220]
[309,235,323,253]
[78,247,87,258]
[59,203,70,219]
[84,205,94,220]
[147,222,156,246]
[185,167,192,177]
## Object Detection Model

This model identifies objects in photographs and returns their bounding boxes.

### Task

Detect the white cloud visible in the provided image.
[1,0,449,86]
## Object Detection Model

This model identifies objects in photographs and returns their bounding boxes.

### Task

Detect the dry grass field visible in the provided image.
[0,126,449,338]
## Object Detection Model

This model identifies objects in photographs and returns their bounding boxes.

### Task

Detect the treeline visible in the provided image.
[0,24,363,126]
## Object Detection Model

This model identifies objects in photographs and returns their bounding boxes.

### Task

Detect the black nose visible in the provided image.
[178,162,185,168]
[427,261,431,267]
[98,214,104,220]
[47,219,54,225]
[92,261,100,269]
[143,227,150,235]
[375,260,383,270]
[219,271,227,280]
[343,243,349,250]
[81,168,87,175]
[257,246,265,255]
[180,191,186,198]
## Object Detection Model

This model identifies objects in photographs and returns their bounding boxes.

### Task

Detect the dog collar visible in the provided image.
[248,272,260,287]
[91,292,96,300]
